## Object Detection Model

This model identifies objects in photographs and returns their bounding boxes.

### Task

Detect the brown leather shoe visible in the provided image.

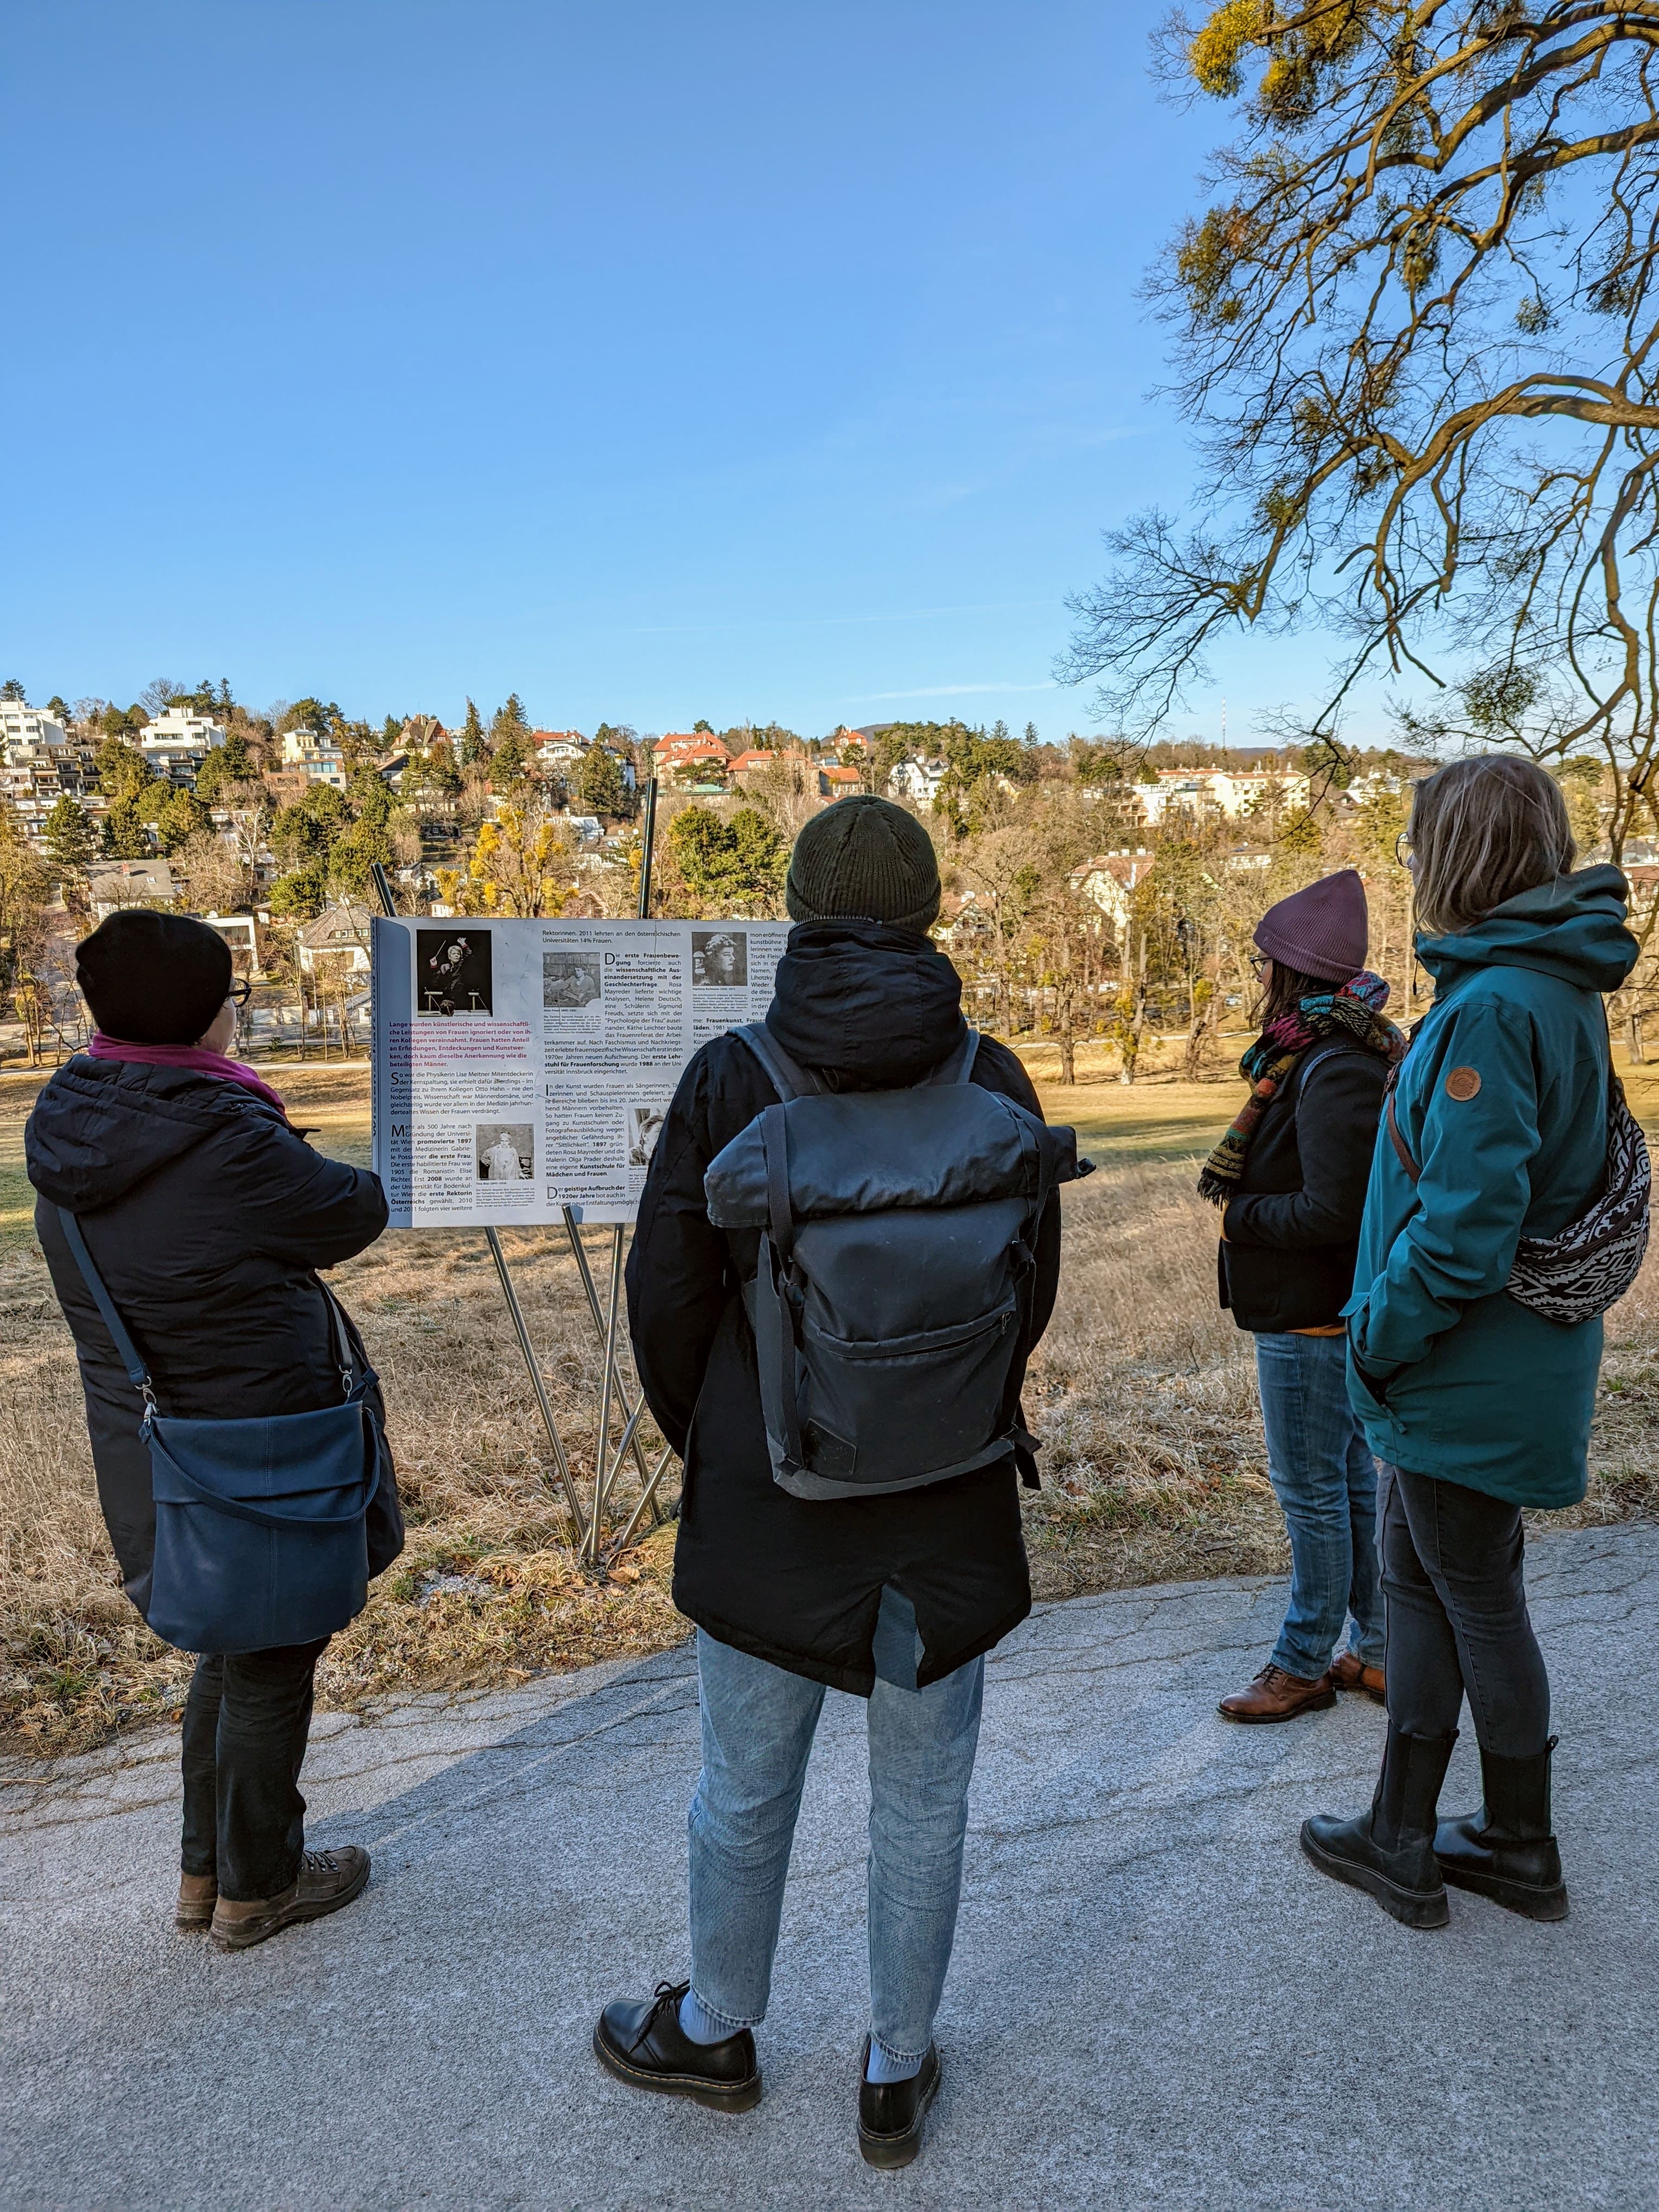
[176,1873,217,1931]
[1332,1651,1387,1705]
[210,1846,371,1952]
[1219,1663,1336,1724]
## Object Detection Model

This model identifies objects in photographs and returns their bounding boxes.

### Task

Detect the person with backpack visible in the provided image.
[594,796,1071,2170]
[1203,871,1403,1722]
[25,910,401,1951]
[1302,757,1643,1929]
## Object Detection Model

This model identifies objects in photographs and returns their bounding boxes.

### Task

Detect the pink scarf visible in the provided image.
[88,1033,290,1118]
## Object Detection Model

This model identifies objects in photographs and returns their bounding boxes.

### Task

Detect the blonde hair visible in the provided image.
[1408,756,1575,936]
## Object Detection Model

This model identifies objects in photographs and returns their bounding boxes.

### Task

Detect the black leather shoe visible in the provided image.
[1436,1734,1569,1921]
[857,2039,941,2170]
[1300,1723,1458,1930]
[593,1981,761,2111]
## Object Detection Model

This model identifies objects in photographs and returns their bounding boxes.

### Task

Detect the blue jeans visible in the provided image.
[1255,1332,1384,1678]
[686,1630,984,2071]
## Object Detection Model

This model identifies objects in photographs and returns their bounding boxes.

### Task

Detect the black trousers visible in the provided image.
[1380,1464,1551,1760]
[180,1638,331,1901]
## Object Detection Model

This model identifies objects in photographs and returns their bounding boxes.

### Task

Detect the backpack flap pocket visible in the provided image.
[798,1297,1020,1491]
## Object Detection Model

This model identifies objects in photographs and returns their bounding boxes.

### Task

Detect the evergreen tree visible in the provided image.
[666,805,786,909]
[459,698,487,766]
[155,788,214,856]
[576,741,633,819]
[43,795,98,878]
[101,799,153,860]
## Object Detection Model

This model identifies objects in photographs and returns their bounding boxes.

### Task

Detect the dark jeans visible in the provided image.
[1380,1465,1550,1759]
[180,1638,330,1901]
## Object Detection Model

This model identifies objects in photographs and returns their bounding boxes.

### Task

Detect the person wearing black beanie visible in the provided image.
[26,904,401,1954]
[75,909,234,1046]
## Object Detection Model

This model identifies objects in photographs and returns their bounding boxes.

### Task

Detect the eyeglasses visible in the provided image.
[227,978,252,1006]
[1394,829,1415,867]
[1248,950,1270,975]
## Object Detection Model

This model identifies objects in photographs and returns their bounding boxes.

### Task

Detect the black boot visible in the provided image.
[593,1982,762,2111]
[1435,1734,1568,1922]
[857,2040,941,2170]
[1300,1724,1458,1929]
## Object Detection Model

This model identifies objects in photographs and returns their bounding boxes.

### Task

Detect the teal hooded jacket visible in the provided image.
[1344,866,1638,1508]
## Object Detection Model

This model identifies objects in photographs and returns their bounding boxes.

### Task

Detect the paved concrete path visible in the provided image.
[3,1526,1656,2212]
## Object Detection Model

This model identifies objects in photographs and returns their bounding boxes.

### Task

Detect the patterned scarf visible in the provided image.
[1197,970,1403,1205]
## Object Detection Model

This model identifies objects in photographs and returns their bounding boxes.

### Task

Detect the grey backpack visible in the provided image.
[703,1024,1089,1500]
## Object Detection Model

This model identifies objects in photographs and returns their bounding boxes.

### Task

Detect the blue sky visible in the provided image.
[2,1,1355,743]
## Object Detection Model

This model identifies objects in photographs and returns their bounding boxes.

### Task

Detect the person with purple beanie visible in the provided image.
[1199,869,1404,1722]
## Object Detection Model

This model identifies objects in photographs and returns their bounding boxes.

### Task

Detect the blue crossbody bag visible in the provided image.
[56,1206,383,1655]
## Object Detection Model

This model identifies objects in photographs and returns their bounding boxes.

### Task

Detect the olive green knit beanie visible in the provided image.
[785,795,942,932]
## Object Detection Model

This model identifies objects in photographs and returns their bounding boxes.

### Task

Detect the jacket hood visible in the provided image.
[25,1057,283,1212]
[764,919,967,1087]
[1417,864,1638,996]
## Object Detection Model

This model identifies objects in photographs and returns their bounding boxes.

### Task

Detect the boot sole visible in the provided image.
[1219,1690,1336,1724]
[173,1906,215,1932]
[858,2054,940,2170]
[1438,1860,1569,1922]
[1300,1822,1449,1929]
[209,1856,371,1952]
[591,2024,762,2112]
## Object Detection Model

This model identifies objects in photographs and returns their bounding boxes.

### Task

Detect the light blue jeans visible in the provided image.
[1255,1331,1384,1679]
[686,1629,985,2072]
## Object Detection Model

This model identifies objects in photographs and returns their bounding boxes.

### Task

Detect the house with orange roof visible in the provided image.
[652,731,732,777]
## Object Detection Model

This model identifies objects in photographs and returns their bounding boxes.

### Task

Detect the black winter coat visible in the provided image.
[1218,1035,1390,1332]
[625,921,1061,1697]
[25,1058,402,1629]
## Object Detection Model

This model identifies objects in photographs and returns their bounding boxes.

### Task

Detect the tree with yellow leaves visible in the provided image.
[437,800,575,918]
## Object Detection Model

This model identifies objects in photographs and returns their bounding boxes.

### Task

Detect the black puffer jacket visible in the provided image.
[25,1058,402,1626]
[1218,1035,1390,1332]
[625,921,1061,1697]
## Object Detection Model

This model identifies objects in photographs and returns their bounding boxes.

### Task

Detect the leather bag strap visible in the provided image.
[1386,1089,1422,1185]
[55,1206,156,1409]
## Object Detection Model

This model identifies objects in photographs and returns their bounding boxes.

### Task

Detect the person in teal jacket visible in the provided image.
[1301,756,1638,1932]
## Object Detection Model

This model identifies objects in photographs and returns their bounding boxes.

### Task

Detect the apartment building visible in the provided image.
[139,706,227,785]
[280,726,349,786]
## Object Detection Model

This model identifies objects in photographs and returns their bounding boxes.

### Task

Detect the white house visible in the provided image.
[888,756,950,807]
[1072,851,1158,928]
[281,727,348,787]
[296,902,373,974]
[534,731,590,768]
[139,706,226,783]
[0,701,68,762]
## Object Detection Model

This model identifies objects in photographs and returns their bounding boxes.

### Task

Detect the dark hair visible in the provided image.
[1408,755,1574,935]
[1257,959,1334,1028]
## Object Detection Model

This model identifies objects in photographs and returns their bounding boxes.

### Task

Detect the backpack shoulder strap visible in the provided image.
[55,1206,157,1411]
[924,1027,981,1086]
[732,1023,824,1101]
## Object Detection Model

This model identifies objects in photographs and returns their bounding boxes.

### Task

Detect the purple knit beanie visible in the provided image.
[1253,869,1368,982]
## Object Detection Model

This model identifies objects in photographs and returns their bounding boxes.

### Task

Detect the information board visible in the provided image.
[370,915,792,1226]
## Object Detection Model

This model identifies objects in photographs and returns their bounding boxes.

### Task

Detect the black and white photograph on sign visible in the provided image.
[542,951,603,1009]
[476,1121,534,1182]
[416,928,493,1017]
[692,929,747,988]
[628,1104,666,1167]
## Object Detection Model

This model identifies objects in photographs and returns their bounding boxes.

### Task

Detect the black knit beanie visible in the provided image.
[785,795,941,932]
[76,910,233,1045]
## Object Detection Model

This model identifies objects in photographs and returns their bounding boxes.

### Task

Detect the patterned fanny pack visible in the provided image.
[1386,1052,1651,1327]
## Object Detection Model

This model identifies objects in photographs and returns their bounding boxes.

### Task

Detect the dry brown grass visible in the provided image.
[3,1057,1657,1753]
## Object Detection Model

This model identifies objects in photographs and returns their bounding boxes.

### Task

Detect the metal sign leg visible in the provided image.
[562,1207,652,1488]
[485,1229,587,1540]
[584,1226,627,1562]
